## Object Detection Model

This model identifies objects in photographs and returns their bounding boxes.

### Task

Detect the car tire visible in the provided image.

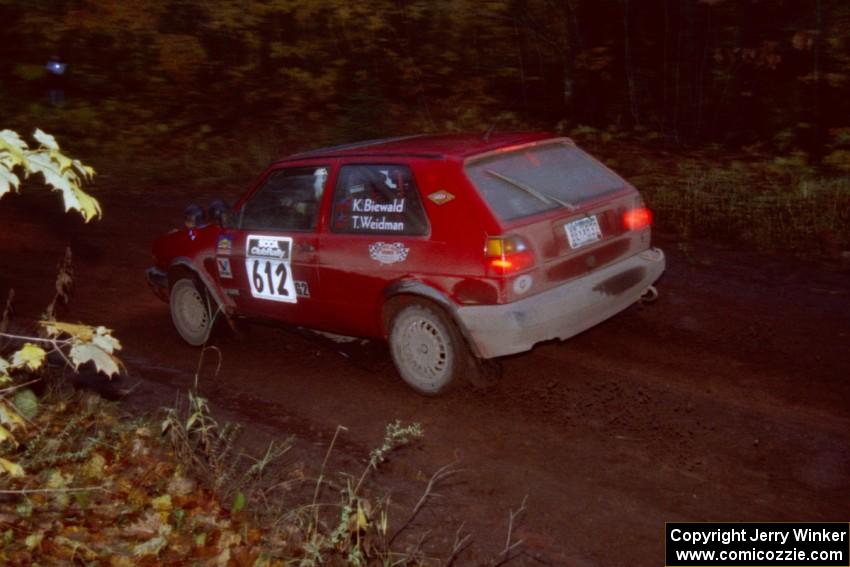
[170,278,214,346]
[388,301,467,395]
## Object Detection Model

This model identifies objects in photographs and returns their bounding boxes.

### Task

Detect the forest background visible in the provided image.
[2,0,849,251]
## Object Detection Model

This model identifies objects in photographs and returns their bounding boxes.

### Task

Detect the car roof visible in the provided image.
[282,131,557,162]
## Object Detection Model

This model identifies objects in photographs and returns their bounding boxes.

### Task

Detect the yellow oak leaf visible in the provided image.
[11,343,46,371]
[41,321,95,341]
[0,457,24,477]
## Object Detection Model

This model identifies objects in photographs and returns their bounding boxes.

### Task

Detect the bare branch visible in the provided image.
[0,332,70,346]
[446,522,474,567]
[0,484,110,495]
[492,495,529,567]
[388,461,464,546]
[0,379,42,397]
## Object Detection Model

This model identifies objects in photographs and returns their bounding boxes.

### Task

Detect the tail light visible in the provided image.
[622,206,652,231]
[485,235,535,276]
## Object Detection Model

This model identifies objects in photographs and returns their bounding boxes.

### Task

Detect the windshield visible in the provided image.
[465,141,626,221]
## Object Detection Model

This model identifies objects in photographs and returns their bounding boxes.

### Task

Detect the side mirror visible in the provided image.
[207,199,234,228]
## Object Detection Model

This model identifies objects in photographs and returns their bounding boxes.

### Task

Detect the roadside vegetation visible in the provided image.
[571,127,850,256]
[0,376,484,565]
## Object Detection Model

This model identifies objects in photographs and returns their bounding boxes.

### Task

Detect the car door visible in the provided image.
[219,162,331,328]
[316,161,432,337]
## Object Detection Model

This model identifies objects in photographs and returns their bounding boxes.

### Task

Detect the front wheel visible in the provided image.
[388,301,468,395]
[169,278,214,346]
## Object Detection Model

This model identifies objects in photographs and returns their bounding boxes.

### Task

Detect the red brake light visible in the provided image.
[623,207,652,231]
[485,236,535,276]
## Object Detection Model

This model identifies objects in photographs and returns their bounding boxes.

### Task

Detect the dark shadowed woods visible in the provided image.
[2,0,850,170]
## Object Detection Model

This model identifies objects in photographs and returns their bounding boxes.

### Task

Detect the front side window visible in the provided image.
[465,141,626,221]
[240,166,329,231]
[331,164,428,235]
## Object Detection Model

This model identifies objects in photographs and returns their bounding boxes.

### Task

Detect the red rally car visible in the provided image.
[147,132,665,394]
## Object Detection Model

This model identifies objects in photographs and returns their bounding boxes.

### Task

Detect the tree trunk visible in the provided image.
[622,0,641,128]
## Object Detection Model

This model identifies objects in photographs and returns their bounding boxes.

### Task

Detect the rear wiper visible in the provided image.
[484,169,576,211]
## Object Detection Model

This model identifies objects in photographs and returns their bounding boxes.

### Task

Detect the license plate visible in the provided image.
[565,216,602,249]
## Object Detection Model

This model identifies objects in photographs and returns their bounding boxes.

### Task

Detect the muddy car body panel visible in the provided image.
[148,132,665,394]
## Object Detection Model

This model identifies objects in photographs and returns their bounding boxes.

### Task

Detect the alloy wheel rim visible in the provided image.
[177,286,208,335]
[401,318,448,385]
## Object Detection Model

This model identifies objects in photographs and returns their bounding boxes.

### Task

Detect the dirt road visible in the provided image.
[2,186,848,566]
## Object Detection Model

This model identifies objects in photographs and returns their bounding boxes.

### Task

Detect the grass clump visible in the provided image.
[645,164,850,253]
[583,136,850,256]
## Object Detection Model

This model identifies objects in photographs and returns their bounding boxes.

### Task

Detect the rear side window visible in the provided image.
[465,142,626,221]
[331,164,429,235]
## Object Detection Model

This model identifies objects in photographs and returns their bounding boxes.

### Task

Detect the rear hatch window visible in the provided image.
[465,140,626,221]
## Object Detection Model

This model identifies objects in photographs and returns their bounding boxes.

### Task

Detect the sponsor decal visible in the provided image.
[513,274,533,295]
[295,280,310,298]
[352,216,405,231]
[224,288,240,297]
[368,242,409,265]
[351,198,405,213]
[216,234,233,255]
[246,236,291,260]
[216,257,233,278]
[427,190,456,205]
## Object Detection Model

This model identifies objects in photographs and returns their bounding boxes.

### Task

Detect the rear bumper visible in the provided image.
[146,267,170,302]
[455,247,665,359]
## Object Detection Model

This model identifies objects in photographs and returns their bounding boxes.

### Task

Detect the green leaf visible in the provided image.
[50,149,73,173]
[47,469,71,489]
[72,189,102,222]
[23,151,101,222]
[0,457,24,477]
[151,494,172,511]
[0,129,27,153]
[0,400,28,429]
[0,167,21,199]
[72,490,91,510]
[172,507,186,529]
[93,326,122,353]
[0,424,17,446]
[69,343,121,377]
[15,500,31,518]
[231,491,246,513]
[23,151,75,194]
[24,531,44,550]
[72,159,95,179]
[11,343,46,371]
[33,128,59,150]
[12,389,38,420]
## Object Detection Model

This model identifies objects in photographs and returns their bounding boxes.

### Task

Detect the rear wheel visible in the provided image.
[388,301,467,395]
[170,278,213,346]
